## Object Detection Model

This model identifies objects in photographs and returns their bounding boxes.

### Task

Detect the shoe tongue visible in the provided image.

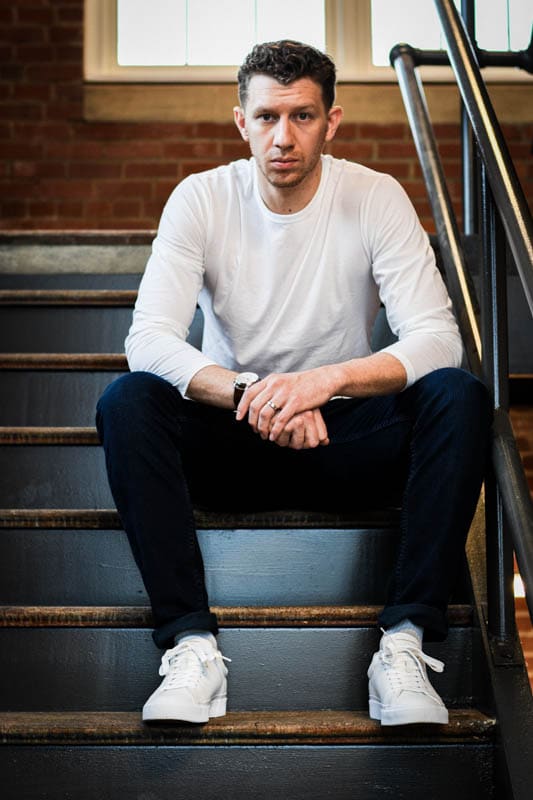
[398,652,418,672]
[384,633,420,670]
[386,631,420,649]
[177,633,216,654]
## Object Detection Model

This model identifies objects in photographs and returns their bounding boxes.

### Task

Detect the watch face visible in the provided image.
[235,371,259,389]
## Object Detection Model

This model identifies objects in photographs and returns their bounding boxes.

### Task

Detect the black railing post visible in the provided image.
[479,162,516,649]
[460,0,478,235]
[390,45,482,374]
[434,0,533,315]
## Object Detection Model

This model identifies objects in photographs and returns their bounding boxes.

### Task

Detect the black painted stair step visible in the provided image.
[0,627,473,712]
[0,709,495,746]
[0,307,134,353]
[0,507,400,529]
[0,604,473,628]
[0,440,401,508]
[1,526,472,607]
[0,273,143,290]
[0,290,137,306]
[0,371,123,426]
[0,353,127,370]
[0,306,202,354]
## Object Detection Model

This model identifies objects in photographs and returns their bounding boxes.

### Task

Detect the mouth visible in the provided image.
[270,158,298,169]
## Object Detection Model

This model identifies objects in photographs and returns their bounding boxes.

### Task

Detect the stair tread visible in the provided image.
[0,709,495,745]
[0,290,137,306]
[0,354,127,370]
[0,507,401,529]
[0,230,154,246]
[0,604,473,628]
[0,427,99,444]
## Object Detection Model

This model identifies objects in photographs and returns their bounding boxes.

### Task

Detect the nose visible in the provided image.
[273,116,294,150]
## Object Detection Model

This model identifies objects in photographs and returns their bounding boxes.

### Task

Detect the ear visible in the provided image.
[325,105,343,143]
[233,106,249,142]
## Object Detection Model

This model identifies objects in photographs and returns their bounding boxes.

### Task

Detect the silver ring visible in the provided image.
[267,400,281,412]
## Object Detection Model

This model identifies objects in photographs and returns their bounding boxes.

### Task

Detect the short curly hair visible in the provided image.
[237,40,336,111]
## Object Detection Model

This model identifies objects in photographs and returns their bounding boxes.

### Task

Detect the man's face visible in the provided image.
[234,75,342,196]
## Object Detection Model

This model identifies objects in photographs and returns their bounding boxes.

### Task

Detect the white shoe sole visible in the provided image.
[369,697,449,726]
[142,694,227,724]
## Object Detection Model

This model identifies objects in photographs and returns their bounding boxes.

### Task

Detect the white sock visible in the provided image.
[174,630,217,650]
[385,618,423,646]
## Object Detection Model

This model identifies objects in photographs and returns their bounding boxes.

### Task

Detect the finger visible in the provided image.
[245,388,271,431]
[251,394,281,436]
[268,397,305,439]
[274,428,291,448]
[313,410,330,445]
[288,423,306,450]
[307,411,328,449]
[267,410,294,443]
[307,425,321,449]
[235,380,265,421]
[269,405,315,443]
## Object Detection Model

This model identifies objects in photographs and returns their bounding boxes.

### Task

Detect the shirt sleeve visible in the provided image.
[125,177,217,396]
[364,174,463,387]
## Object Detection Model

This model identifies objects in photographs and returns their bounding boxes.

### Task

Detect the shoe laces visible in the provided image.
[379,629,444,694]
[159,641,231,692]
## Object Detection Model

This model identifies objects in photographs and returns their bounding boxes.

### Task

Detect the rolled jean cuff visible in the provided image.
[378,603,448,642]
[152,610,219,650]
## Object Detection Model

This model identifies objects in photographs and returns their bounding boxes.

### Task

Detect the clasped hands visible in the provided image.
[235,368,337,450]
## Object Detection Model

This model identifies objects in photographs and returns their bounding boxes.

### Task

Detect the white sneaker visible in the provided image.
[367,629,449,725]
[142,635,230,723]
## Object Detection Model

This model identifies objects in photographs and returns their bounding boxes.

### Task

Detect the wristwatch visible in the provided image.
[233,371,259,409]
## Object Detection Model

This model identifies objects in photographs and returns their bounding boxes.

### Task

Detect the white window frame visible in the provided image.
[84,0,533,83]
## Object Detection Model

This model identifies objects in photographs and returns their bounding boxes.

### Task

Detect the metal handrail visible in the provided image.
[391,46,482,375]
[434,0,533,317]
[390,43,533,626]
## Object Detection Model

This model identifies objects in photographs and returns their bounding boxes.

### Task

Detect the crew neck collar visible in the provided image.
[252,155,330,223]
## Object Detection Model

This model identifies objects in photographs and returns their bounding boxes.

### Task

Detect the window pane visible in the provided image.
[371,0,531,65]
[371,0,442,66]
[475,0,509,50]
[188,0,254,65]
[256,0,325,51]
[509,0,533,50]
[117,0,186,66]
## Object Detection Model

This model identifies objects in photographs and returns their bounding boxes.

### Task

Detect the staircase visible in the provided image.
[0,235,506,799]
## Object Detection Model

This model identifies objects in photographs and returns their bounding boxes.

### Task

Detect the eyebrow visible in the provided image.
[253,104,318,115]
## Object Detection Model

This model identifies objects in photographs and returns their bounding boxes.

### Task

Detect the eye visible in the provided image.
[297,112,312,121]
[258,113,274,122]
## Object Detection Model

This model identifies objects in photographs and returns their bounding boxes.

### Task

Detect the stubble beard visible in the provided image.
[261,153,322,191]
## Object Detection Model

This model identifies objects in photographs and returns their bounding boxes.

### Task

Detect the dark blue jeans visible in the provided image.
[96,367,491,649]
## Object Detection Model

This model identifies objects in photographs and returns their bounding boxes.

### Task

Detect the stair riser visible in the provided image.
[0,273,143,290]
[2,446,401,509]
[0,628,473,712]
[0,528,403,606]
[0,745,494,800]
[0,372,123,426]
[0,307,133,354]
[0,306,203,354]
[1,446,112,507]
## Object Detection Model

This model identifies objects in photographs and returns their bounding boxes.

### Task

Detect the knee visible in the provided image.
[96,371,178,431]
[419,368,492,430]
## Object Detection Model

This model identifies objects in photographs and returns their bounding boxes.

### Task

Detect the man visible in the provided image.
[96,40,491,727]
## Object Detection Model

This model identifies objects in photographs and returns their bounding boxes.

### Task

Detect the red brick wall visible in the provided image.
[1,0,532,232]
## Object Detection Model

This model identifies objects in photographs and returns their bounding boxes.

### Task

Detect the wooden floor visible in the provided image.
[510,405,533,688]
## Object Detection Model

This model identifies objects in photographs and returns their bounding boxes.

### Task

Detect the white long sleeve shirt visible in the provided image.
[125,155,463,395]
